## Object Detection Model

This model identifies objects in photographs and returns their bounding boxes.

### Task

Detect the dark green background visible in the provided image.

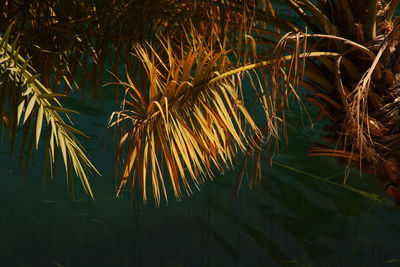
[1,81,400,267]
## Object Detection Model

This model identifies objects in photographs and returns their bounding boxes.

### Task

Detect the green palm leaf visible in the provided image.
[0,24,99,198]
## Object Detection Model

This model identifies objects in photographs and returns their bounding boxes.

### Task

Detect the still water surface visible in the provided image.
[1,82,400,266]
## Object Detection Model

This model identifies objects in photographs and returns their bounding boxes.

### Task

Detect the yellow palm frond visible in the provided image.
[0,24,99,198]
[109,32,261,206]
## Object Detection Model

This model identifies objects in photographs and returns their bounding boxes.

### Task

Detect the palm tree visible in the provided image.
[251,0,400,206]
[1,0,399,207]
[1,0,283,204]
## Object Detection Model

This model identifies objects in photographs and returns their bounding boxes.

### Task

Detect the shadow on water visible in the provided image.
[1,81,400,266]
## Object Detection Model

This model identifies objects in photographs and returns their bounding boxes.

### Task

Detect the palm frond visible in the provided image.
[257,1,400,207]
[108,29,265,205]
[0,24,99,198]
[386,0,400,22]
[366,0,378,40]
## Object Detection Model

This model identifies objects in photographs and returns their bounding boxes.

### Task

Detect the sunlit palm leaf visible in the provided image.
[0,24,99,198]
[109,31,263,205]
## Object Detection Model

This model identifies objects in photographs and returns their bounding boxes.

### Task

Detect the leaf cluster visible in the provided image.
[0,23,99,198]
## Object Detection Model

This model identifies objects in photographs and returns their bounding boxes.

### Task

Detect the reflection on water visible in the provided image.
[1,88,400,266]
